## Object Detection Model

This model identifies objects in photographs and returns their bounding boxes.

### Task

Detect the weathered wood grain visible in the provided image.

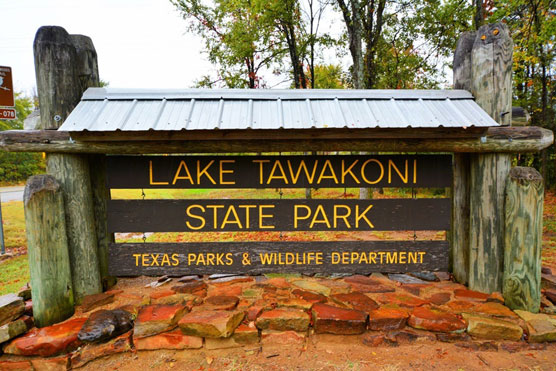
[471,23,513,125]
[451,153,470,284]
[453,31,476,91]
[0,127,552,154]
[468,153,511,293]
[108,241,450,276]
[33,26,82,130]
[89,155,116,290]
[503,167,543,312]
[107,198,451,233]
[24,175,74,327]
[47,154,102,303]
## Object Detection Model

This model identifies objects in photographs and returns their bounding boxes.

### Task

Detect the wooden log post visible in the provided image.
[24,175,74,327]
[34,26,102,302]
[70,33,116,289]
[503,167,543,312]
[468,23,514,293]
[451,31,476,284]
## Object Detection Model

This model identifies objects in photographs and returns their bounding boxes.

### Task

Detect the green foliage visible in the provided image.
[489,0,556,186]
[0,93,45,184]
[311,64,345,88]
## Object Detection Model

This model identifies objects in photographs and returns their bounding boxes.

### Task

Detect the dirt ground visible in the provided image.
[80,338,556,371]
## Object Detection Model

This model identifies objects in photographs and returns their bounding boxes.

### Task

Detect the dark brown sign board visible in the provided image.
[0,108,16,120]
[107,198,450,233]
[106,154,452,189]
[108,241,449,275]
[0,66,14,108]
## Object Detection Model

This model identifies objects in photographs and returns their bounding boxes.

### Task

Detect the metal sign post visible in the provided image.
[0,193,5,255]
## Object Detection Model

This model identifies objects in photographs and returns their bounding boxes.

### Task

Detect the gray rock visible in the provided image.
[0,317,29,343]
[0,294,25,327]
[78,309,133,344]
[387,274,427,284]
[409,272,439,282]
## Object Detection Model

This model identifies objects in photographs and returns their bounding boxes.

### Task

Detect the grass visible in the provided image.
[0,255,30,295]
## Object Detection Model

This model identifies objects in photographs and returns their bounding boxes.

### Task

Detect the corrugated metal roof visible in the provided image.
[59,88,499,132]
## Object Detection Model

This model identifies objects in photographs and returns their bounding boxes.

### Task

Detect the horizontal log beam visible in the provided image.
[0,127,552,154]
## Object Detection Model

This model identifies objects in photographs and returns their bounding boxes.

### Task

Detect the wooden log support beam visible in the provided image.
[469,154,511,293]
[47,154,102,303]
[451,153,470,284]
[467,23,514,294]
[89,155,116,290]
[0,126,552,154]
[24,175,74,327]
[503,167,543,312]
[34,25,103,303]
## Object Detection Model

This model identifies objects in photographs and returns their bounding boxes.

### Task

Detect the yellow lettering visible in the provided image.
[418,252,426,263]
[388,159,408,183]
[413,159,417,184]
[341,159,360,183]
[149,160,169,185]
[221,205,242,229]
[225,253,233,265]
[259,205,275,229]
[219,160,236,185]
[294,205,311,228]
[161,254,171,266]
[171,254,179,266]
[133,254,141,266]
[399,252,407,264]
[172,160,194,185]
[309,205,331,229]
[287,159,319,184]
[408,252,418,264]
[355,204,374,228]
[331,252,340,264]
[253,160,270,185]
[333,205,351,228]
[197,160,216,184]
[316,160,339,184]
[206,253,215,265]
[239,205,256,228]
[267,160,289,184]
[186,205,206,230]
[386,252,397,264]
[361,159,384,185]
[207,205,224,229]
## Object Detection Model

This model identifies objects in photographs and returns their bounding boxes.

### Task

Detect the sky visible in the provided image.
[0,0,213,95]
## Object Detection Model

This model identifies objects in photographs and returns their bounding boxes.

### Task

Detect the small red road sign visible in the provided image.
[0,66,15,108]
[0,108,16,120]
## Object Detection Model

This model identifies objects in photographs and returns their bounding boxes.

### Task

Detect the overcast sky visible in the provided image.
[1,0,214,95]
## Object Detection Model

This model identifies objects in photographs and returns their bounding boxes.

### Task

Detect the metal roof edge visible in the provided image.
[81,88,474,101]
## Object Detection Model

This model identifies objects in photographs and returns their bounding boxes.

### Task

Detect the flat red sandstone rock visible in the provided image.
[408,306,466,333]
[368,307,409,331]
[3,317,87,357]
[453,288,489,301]
[291,289,327,304]
[70,332,132,368]
[134,329,203,350]
[311,303,367,335]
[204,295,239,310]
[133,305,187,338]
[178,310,244,338]
[256,308,310,332]
[331,292,379,314]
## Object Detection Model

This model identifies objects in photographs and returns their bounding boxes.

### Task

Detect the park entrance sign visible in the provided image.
[105,154,452,275]
[0,24,550,327]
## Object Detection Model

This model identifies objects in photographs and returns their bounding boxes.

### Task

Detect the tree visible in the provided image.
[171,0,283,88]
[490,0,556,184]
[335,0,474,89]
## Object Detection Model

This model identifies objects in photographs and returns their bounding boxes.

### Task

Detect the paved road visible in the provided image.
[0,186,24,202]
